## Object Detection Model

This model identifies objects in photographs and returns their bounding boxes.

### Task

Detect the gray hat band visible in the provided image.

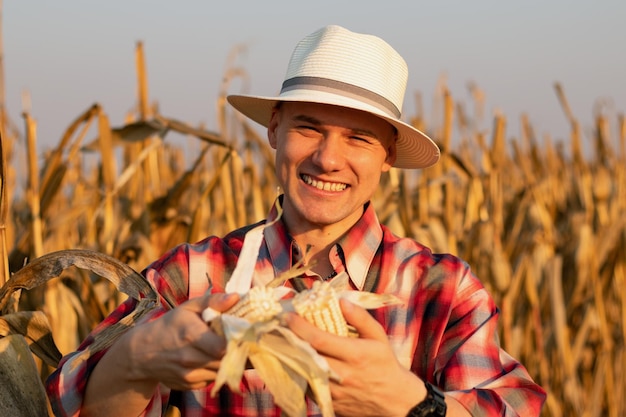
[280,76,402,119]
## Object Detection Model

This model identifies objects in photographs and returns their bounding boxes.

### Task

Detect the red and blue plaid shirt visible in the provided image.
[47,198,546,416]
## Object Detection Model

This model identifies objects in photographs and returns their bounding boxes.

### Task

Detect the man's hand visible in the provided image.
[285,298,426,417]
[122,292,240,390]
[82,292,239,417]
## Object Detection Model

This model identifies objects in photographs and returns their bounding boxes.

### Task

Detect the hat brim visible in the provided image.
[227,93,440,169]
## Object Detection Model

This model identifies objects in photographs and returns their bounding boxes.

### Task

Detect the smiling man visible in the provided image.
[47,25,546,417]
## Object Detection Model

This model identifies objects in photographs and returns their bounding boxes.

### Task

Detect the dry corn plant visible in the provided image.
[1,39,625,416]
[0,247,159,416]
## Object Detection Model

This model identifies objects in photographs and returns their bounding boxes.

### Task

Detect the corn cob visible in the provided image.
[291,280,350,337]
[225,286,283,322]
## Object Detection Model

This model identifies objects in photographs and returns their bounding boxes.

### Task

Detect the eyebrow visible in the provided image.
[292,114,381,139]
[293,114,321,125]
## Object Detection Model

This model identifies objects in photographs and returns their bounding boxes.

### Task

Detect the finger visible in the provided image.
[284,312,351,358]
[184,292,240,314]
[340,299,387,341]
[193,326,228,357]
[169,366,220,391]
[203,358,222,372]
[208,292,240,311]
[284,311,323,340]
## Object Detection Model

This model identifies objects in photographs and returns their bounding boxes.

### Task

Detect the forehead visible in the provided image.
[278,101,397,138]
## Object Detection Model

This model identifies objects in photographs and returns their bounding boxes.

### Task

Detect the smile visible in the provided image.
[301,174,348,191]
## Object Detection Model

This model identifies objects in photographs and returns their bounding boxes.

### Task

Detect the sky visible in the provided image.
[3,0,625,155]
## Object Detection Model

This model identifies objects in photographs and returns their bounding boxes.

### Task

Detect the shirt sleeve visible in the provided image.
[418,257,547,416]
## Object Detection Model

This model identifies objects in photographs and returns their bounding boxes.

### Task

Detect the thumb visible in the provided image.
[340,298,387,341]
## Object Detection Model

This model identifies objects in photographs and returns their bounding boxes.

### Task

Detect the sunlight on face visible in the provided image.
[268,102,397,235]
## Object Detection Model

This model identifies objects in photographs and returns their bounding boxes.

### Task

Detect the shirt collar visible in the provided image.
[335,201,383,290]
[261,196,383,290]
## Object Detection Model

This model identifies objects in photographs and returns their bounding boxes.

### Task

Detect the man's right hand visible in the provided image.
[81,292,240,417]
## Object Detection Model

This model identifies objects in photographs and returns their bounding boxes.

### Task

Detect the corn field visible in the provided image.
[1,41,625,417]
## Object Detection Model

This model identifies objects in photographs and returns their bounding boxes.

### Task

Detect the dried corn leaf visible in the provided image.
[112,119,166,143]
[211,316,336,417]
[225,223,267,294]
[0,249,159,312]
[249,346,309,417]
[329,272,401,310]
[1,249,161,367]
[0,132,8,289]
[0,335,49,417]
[83,119,163,151]
[43,279,83,354]
[263,327,338,383]
[0,310,62,367]
[267,327,336,417]
[225,202,283,294]
[158,115,231,148]
[266,258,311,288]
[210,318,280,395]
[338,290,401,310]
[68,297,158,371]
[211,339,250,395]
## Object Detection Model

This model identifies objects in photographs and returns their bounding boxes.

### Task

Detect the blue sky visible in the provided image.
[4,0,625,152]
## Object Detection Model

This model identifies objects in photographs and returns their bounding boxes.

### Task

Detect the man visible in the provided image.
[47,25,546,416]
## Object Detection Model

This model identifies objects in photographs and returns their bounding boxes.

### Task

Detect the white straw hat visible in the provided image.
[227,25,440,169]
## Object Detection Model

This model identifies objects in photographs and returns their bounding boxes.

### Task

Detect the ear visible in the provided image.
[267,107,281,149]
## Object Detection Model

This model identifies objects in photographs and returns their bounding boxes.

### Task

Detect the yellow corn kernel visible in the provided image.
[226,286,283,322]
[292,280,349,337]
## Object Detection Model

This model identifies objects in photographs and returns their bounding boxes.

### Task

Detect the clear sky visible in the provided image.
[3,0,625,153]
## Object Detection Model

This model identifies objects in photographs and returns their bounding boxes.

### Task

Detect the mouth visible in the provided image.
[301,174,348,192]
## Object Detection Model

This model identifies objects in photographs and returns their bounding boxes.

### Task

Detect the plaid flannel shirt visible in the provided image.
[47,198,546,416]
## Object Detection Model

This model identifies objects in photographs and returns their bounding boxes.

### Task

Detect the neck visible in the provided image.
[279,198,366,277]
[290,228,339,278]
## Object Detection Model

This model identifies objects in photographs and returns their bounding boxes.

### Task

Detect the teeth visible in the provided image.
[302,174,347,191]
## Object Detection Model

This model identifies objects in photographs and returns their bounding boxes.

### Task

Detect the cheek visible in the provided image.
[355,154,388,183]
[274,139,304,182]
[356,151,388,170]
[280,137,311,163]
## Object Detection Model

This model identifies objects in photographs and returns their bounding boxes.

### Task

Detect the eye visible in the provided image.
[350,135,373,144]
[295,125,320,136]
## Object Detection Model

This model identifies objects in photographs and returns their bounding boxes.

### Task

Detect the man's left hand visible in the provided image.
[285,298,426,417]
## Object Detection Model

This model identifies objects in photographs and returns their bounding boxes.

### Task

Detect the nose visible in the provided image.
[311,134,346,171]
